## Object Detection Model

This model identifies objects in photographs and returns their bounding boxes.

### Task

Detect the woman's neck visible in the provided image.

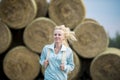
[54,43,62,54]
[54,42,62,49]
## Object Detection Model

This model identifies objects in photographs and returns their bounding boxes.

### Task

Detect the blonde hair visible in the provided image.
[55,25,77,47]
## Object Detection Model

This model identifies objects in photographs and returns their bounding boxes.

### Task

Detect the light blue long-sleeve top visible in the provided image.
[39,43,74,80]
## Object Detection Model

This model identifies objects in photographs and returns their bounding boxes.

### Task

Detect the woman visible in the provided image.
[39,25,77,80]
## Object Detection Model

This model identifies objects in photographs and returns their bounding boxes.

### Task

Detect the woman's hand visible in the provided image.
[60,63,65,71]
[44,59,49,68]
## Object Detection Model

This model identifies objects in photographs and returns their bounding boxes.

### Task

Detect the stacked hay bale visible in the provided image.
[3,46,40,80]
[0,21,12,54]
[83,18,99,24]
[0,0,46,79]
[0,0,37,29]
[23,17,57,53]
[69,21,109,58]
[49,0,86,29]
[0,0,117,80]
[90,48,120,80]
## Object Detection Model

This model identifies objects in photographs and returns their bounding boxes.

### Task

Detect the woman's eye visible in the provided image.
[58,34,61,36]
[54,33,62,36]
[54,34,57,36]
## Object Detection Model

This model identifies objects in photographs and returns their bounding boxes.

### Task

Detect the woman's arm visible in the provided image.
[64,49,75,73]
[39,46,47,66]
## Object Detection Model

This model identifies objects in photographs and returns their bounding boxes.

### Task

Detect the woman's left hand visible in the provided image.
[60,63,64,71]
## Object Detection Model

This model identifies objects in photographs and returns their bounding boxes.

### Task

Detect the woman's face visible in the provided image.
[54,29,65,43]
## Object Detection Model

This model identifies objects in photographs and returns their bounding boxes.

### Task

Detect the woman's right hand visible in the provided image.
[44,59,49,68]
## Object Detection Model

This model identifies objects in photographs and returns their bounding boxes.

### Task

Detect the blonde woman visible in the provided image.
[39,25,77,80]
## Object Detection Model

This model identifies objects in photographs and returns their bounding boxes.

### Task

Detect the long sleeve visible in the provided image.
[64,48,75,73]
[39,46,47,66]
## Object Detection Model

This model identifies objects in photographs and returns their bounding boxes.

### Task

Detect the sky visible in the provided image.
[83,0,120,38]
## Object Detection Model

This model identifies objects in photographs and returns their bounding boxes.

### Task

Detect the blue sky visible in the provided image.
[84,0,120,38]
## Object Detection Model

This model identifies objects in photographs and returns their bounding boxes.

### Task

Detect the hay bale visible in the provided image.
[83,18,99,24]
[23,17,56,53]
[3,46,40,80]
[70,21,109,58]
[90,48,120,80]
[35,0,48,17]
[0,0,37,29]
[49,0,86,29]
[0,21,12,54]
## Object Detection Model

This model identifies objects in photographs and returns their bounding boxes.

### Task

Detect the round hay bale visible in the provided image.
[49,0,86,29]
[83,18,99,24]
[23,17,56,53]
[35,0,48,17]
[3,46,40,80]
[0,0,37,29]
[41,51,81,80]
[0,21,12,54]
[70,21,109,58]
[90,48,120,80]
